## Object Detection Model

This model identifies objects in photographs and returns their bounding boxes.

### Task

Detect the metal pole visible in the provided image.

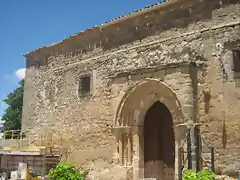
[211,147,215,173]
[190,127,197,172]
[187,128,192,169]
[195,126,200,172]
[178,147,183,180]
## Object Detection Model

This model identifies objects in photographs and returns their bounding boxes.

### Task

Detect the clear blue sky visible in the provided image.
[0,0,160,117]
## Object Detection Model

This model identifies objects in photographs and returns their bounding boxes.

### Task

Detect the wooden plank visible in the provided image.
[0,150,41,156]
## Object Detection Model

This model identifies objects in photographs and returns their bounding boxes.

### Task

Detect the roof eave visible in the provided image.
[24,0,184,57]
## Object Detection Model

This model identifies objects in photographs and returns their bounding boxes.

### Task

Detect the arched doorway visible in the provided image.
[144,101,175,180]
[112,79,185,180]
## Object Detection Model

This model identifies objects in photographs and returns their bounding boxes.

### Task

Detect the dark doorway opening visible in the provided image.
[144,101,175,180]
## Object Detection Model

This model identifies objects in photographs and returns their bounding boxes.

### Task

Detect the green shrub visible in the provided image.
[183,169,197,180]
[197,169,216,180]
[183,169,216,180]
[48,162,85,180]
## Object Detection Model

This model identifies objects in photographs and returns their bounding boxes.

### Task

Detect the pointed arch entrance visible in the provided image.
[112,79,185,180]
[144,101,175,179]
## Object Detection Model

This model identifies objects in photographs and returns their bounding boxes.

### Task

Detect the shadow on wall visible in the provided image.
[203,88,211,114]
[222,120,227,149]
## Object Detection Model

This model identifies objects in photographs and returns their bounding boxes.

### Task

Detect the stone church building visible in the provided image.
[22,0,239,179]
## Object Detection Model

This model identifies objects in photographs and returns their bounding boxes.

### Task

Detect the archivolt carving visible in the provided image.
[114,79,184,127]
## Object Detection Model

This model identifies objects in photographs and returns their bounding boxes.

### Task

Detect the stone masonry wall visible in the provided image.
[22,0,240,174]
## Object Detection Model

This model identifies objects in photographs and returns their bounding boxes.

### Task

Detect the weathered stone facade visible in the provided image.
[22,0,240,179]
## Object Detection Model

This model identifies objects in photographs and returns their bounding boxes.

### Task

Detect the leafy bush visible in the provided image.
[183,169,197,180]
[183,169,216,180]
[48,162,85,180]
[197,169,216,180]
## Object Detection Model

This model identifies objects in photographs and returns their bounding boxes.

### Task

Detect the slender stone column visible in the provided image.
[111,127,120,164]
[174,124,188,180]
[127,133,132,166]
[132,127,144,180]
[119,132,124,165]
[124,135,128,166]
[113,137,119,164]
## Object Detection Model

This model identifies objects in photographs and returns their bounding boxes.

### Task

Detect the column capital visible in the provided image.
[173,124,188,143]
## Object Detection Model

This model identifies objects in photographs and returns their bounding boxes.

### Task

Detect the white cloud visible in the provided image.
[15,68,26,80]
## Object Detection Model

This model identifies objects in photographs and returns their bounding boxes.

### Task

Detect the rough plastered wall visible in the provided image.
[22,0,240,176]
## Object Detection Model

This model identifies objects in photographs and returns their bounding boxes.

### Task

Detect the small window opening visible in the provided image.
[80,76,90,93]
[233,50,240,72]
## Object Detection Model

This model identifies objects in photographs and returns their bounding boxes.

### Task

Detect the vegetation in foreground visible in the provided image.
[48,162,85,180]
[183,169,216,180]
[48,162,216,180]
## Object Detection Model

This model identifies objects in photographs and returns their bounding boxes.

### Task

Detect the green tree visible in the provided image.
[1,80,24,132]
